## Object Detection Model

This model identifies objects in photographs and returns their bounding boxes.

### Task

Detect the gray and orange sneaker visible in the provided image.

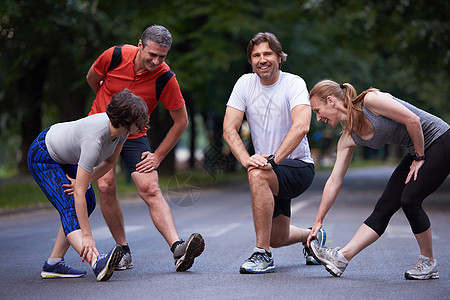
[173,233,205,271]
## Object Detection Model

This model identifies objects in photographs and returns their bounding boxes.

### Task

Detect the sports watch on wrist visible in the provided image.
[413,152,426,161]
[267,155,278,169]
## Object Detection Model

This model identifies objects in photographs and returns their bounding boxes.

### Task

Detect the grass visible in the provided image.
[0,182,49,210]
[0,159,395,212]
[0,169,248,211]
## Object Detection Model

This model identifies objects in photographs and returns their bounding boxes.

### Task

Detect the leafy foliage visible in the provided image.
[0,0,448,174]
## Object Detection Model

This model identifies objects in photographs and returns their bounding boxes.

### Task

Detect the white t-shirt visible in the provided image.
[45,113,128,172]
[226,71,313,164]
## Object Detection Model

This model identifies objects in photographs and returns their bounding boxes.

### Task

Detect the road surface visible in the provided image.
[1,166,449,299]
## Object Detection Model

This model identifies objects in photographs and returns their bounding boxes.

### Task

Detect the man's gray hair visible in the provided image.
[141,25,172,48]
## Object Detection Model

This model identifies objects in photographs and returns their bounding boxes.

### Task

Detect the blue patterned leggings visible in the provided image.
[27,128,96,235]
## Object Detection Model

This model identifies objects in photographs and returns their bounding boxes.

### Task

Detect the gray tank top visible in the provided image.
[46,113,128,172]
[352,97,449,154]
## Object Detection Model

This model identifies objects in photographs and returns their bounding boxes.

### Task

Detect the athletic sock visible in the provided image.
[122,244,130,253]
[47,257,62,265]
[337,250,349,263]
[255,247,271,257]
[170,240,183,253]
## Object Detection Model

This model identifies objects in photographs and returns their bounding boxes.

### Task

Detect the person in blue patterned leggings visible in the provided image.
[27,89,148,281]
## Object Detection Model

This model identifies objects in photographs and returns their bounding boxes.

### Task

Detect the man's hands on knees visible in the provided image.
[136,151,161,173]
[245,154,273,171]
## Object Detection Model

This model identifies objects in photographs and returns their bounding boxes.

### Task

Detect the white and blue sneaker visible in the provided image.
[310,240,348,277]
[316,228,327,247]
[93,245,123,281]
[303,228,327,265]
[41,258,87,278]
[240,247,275,274]
[405,255,439,280]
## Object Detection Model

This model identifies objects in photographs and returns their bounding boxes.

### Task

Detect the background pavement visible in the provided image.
[0,166,449,299]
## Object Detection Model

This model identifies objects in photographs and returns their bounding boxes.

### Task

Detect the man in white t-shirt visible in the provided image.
[223,32,326,274]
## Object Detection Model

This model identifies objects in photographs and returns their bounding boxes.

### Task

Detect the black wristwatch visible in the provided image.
[413,152,426,161]
[267,155,278,169]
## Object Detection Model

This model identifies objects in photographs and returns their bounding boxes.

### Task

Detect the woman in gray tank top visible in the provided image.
[305,79,449,280]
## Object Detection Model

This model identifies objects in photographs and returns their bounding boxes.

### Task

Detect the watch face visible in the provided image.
[267,155,277,168]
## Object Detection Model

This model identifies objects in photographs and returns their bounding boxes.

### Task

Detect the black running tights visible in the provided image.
[364,130,450,236]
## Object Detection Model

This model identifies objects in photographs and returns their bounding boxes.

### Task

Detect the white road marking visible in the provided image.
[181,223,242,238]
[386,225,439,239]
[179,197,321,239]
[291,196,321,214]
[92,225,146,240]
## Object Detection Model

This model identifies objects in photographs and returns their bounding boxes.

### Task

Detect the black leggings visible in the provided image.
[364,130,450,236]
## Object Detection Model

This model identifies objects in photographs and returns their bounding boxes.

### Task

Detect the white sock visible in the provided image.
[47,257,62,265]
[337,250,349,263]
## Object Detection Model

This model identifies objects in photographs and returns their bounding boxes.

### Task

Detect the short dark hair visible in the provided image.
[141,25,172,48]
[106,89,149,131]
[247,32,287,66]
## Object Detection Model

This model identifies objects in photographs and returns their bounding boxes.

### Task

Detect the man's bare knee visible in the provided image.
[138,181,162,200]
[248,168,268,184]
[97,179,116,196]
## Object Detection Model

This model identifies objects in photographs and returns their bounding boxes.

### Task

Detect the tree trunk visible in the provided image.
[60,90,88,122]
[18,57,49,174]
[185,93,196,169]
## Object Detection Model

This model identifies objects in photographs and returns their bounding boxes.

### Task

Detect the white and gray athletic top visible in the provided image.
[227,71,314,164]
[45,113,128,172]
[352,97,450,154]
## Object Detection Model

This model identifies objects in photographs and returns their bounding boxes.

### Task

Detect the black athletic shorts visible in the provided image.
[120,136,152,173]
[272,159,315,218]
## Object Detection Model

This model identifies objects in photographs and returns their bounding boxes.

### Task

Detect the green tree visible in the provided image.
[0,0,113,174]
[0,0,448,176]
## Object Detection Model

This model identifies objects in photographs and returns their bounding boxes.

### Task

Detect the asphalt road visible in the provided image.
[1,166,449,299]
